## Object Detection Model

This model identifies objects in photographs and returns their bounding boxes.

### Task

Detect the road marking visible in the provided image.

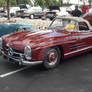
[0,66,30,78]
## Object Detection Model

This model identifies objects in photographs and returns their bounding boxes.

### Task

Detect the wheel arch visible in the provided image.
[43,45,64,60]
[42,45,64,69]
[56,45,64,60]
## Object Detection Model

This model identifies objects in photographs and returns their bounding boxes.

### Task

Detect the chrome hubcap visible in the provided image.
[47,49,58,66]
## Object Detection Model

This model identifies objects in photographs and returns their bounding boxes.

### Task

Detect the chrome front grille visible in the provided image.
[4,46,24,59]
[5,46,24,54]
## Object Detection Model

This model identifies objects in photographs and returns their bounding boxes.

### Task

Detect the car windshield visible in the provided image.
[49,18,76,30]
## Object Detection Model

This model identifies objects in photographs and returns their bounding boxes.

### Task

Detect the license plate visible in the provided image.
[48,14,53,16]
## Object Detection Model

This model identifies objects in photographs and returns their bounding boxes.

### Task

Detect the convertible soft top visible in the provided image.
[56,16,92,31]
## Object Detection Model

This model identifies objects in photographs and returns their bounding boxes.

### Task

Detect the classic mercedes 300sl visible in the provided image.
[0,16,92,69]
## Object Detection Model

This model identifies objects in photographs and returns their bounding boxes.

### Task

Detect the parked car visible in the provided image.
[45,5,60,20]
[0,16,92,69]
[56,7,69,17]
[45,6,69,20]
[41,8,50,20]
[10,7,20,17]
[0,20,32,36]
[21,6,43,19]
[16,4,31,17]
[0,7,20,17]
[0,8,6,17]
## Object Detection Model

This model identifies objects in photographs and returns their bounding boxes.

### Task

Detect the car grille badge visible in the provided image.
[7,47,13,56]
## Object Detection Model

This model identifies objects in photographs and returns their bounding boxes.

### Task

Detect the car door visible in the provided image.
[78,22,92,47]
[64,21,87,52]
[66,21,92,52]
[71,22,92,50]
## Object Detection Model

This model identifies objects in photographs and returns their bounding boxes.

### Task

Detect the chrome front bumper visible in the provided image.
[1,50,43,66]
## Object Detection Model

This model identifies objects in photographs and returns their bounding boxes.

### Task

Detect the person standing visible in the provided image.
[81,2,89,14]
[72,5,82,17]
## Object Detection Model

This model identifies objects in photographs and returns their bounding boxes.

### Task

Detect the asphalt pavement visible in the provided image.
[0,52,92,92]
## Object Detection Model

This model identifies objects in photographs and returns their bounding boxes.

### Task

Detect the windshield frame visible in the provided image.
[49,18,77,31]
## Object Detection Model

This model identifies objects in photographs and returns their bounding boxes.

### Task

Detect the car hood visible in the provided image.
[2,29,70,50]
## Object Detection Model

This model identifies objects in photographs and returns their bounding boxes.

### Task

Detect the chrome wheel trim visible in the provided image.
[30,15,34,19]
[46,49,58,66]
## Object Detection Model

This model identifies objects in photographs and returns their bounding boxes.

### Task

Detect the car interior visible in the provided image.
[78,22,89,31]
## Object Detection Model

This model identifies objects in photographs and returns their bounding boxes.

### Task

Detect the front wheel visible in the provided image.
[43,47,61,69]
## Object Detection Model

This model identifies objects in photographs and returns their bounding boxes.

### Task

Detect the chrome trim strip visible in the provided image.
[64,46,92,56]
[1,50,43,66]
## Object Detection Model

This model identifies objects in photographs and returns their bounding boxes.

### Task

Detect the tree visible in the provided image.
[0,0,63,8]
[16,0,33,5]
[35,0,45,8]
[35,0,62,8]
[0,0,6,7]
[7,0,10,20]
[10,0,16,6]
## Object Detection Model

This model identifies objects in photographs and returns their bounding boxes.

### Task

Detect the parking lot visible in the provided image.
[0,0,92,91]
[0,51,92,92]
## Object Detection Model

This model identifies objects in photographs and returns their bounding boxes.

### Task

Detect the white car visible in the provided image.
[10,7,20,17]
[57,7,70,16]
[16,4,31,17]
[22,6,43,19]
[0,7,20,17]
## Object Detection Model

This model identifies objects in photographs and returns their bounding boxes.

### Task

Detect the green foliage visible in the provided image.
[10,0,16,6]
[35,0,45,8]
[0,0,6,7]
[0,0,63,8]
[35,0,63,8]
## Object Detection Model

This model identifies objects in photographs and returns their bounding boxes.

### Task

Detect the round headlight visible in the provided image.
[24,46,31,60]
[0,38,2,49]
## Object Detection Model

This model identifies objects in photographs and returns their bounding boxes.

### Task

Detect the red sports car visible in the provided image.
[0,16,92,69]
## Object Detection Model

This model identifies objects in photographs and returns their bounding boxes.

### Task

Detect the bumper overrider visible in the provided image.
[0,49,43,66]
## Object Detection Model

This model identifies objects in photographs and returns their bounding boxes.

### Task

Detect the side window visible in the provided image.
[79,22,89,31]
[64,20,76,31]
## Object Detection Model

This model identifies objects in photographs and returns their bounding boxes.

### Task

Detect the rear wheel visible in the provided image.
[29,14,34,19]
[50,17,54,20]
[43,47,61,69]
